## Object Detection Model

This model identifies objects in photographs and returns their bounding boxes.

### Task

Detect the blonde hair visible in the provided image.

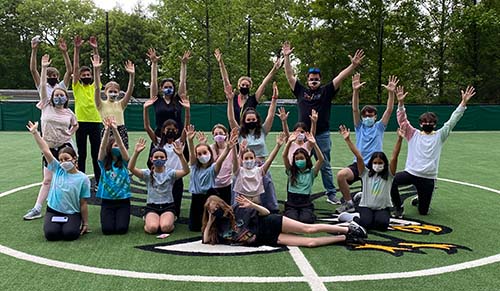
[104,81,120,92]
[237,76,253,89]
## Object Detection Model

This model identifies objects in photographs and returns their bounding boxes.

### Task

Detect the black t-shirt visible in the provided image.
[293,80,339,134]
[153,95,183,137]
[233,93,258,125]
[216,205,259,246]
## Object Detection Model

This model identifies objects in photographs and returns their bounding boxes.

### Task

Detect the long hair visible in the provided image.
[58,146,78,169]
[289,148,313,186]
[159,119,179,148]
[103,137,124,171]
[292,122,309,132]
[51,88,70,108]
[149,147,168,187]
[239,108,262,139]
[194,144,215,168]
[367,152,389,180]
[211,123,228,156]
[201,195,236,245]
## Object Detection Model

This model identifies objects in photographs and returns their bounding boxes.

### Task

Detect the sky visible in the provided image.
[92,0,158,13]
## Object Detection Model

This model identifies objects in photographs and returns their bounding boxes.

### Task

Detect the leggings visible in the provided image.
[76,122,102,183]
[354,207,390,231]
[100,198,131,235]
[391,171,435,215]
[44,207,81,241]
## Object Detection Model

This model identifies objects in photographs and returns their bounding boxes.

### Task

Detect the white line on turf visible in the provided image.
[288,247,328,291]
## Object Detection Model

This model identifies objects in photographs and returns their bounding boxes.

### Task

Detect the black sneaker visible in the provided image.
[392,206,404,219]
[411,196,419,206]
[347,221,367,238]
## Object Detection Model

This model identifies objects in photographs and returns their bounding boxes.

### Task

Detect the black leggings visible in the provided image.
[100,198,130,235]
[44,207,82,241]
[354,207,390,231]
[76,122,102,183]
[391,171,435,215]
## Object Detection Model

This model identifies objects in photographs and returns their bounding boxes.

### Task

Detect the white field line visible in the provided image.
[288,247,328,291]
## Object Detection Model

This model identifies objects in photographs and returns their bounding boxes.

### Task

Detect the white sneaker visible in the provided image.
[23,208,42,220]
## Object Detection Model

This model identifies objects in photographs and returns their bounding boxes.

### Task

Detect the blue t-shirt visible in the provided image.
[96,160,131,200]
[238,130,268,158]
[141,168,177,204]
[189,164,216,194]
[47,160,91,214]
[354,120,386,163]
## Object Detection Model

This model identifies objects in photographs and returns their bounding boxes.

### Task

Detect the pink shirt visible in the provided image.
[233,166,264,197]
[287,141,313,164]
[211,144,233,188]
[38,97,77,148]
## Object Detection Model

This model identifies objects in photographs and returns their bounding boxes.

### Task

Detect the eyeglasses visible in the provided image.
[308,67,321,74]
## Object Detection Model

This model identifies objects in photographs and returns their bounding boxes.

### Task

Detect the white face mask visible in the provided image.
[108,92,119,101]
[372,164,384,173]
[213,134,226,143]
[243,160,255,169]
[197,154,211,164]
[60,161,75,172]
[296,133,305,142]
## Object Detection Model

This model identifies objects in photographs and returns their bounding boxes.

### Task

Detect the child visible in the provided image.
[202,195,367,246]
[23,54,79,220]
[339,125,404,231]
[92,54,135,148]
[27,121,90,241]
[282,132,324,223]
[128,138,190,234]
[96,116,131,235]
[232,132,286,206]
[186,124,237,232]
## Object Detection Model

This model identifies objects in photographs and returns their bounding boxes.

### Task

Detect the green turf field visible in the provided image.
[1,131,499,291]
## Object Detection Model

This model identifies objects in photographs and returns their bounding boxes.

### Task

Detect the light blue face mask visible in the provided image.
[53,95,67,106]
[162,88,174,96]
[362,116,375,127]
[111,147,121,158]
[295,159,306,169]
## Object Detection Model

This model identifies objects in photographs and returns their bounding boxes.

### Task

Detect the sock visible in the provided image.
[34,203,42,212]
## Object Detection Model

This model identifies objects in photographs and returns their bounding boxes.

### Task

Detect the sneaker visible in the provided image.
[338,212,359,223]
[392,206,404,219]
[23,208,42,220]
[411,196,419,206]
[346,221,367,243]
[336,201,355,214]
[352,192,362,205]
[326,195,341,205]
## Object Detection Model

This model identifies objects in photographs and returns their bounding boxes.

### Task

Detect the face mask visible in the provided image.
[239,87,249,95]
[53,95,67,106]
[372,164,384,173]
[198,154,211,164]
[162,88,174,96]
[108,92,119,101]
[295,160,306,169]
[213,208,225,219]
[421,124,435,133]
[80,77,92,85]
[308,79,320,87]
[296,133,305,142]
[362,116,375,127]
[243,160,255,169]
[164,130,177,140]
[214,134,226,143]
[245,121,257,130]
[60,161,75,172]
[111,147,121,158]
[153,159,167,167]
[47,78,58,86]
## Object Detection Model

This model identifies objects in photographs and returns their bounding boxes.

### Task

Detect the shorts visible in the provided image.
[347,162,362,185]
[42,143,74,167]
[256,214,283,246]
[144,202,176,217]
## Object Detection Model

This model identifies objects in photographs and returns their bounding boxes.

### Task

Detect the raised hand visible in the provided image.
[227,131,238,148]
[103,116,117,129]
[173,140,185,155]
[26,121,39,134]
[396,86,408,102]
[240,138,248,153]
[134,138,147,153]
[185,124,196,140]
[273,56,283,71]
[236,195,253,208]
[339,125,350,140]
[461,85,476,104]
[214,48,222,63]
[146,48,160,63]
[180,50,191,64]
[382,75,399,92]
[74,35,84,48]
[196,131,207,144]
[276,107,289,121]
[89,36,98,49]
[41,54,51,68]
[91,54,102,68]
[348,49,365,67]
[282,41,294,57]
[31,35,41,49]
[272,81,279,99]
[124,60,135,74]
[144,96,157,108]
[224,84,234,100]
[305,132,315,144]
[58,38,68,52]
[179,93,190,109]
[276,131,287,146]
[288,131,298,142]
[309,109,318,123]
[352,73,366,91]
[396,128,406,139]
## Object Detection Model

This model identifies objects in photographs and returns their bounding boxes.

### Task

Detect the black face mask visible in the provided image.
[213,208,225,219]
[47,78,58,86]
[165,130,177,140]
[421,124,435,133]
[245,121,258,130]
[239,87,250,95]
[80,77,92,85]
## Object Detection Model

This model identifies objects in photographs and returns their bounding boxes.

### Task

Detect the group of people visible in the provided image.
[24,36,475,248]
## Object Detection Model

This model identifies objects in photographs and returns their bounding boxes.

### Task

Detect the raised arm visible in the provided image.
[39,54,51,103]
[143,97,158,142]
[340,125,364,175]
[390,128,405,176]
[262,82,278,133]
[236,195,270,216]
[214,129,238,175]
[121,60,135,109]
[440,86,476,141]
[89,36,99,57]
[282,41,297,90]
[307,133,324,176]
[178,50,191,97]
[128,138,146,179]
[214,48,231,89]
[58,38,73,88]
[91,54,103,109]
[27,121,54,164]
[276,107,290,137]
[30,37,41,87]
[282,133,296,170]
[179,93,191,143]
[351,73,365,127]
[146,48,160,98]
[255,57,283,102]
[333,49,364,89]
[110,118,129,161]
[380,75,398,125]
[232,137,240,174]
[225,84,238,129]
[185,124,197,166]
[72,35,84,85]
[172,140,190,178]
[98,117,111,161]
[262,132,286,174]
[309,109,318,137]
[395,86,415,140]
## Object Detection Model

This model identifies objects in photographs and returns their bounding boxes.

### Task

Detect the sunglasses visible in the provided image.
[308,67,321,74]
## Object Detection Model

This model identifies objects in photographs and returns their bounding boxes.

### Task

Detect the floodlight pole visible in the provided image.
[105,11,110,79]
[247,15,251,77]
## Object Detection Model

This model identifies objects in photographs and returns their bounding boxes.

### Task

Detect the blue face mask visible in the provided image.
[111,147,121,158]
[153,159,167,167]
[53,95,67,106]
[162,88,174,96]
[362,116,375,127]
[295,160,306,169]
